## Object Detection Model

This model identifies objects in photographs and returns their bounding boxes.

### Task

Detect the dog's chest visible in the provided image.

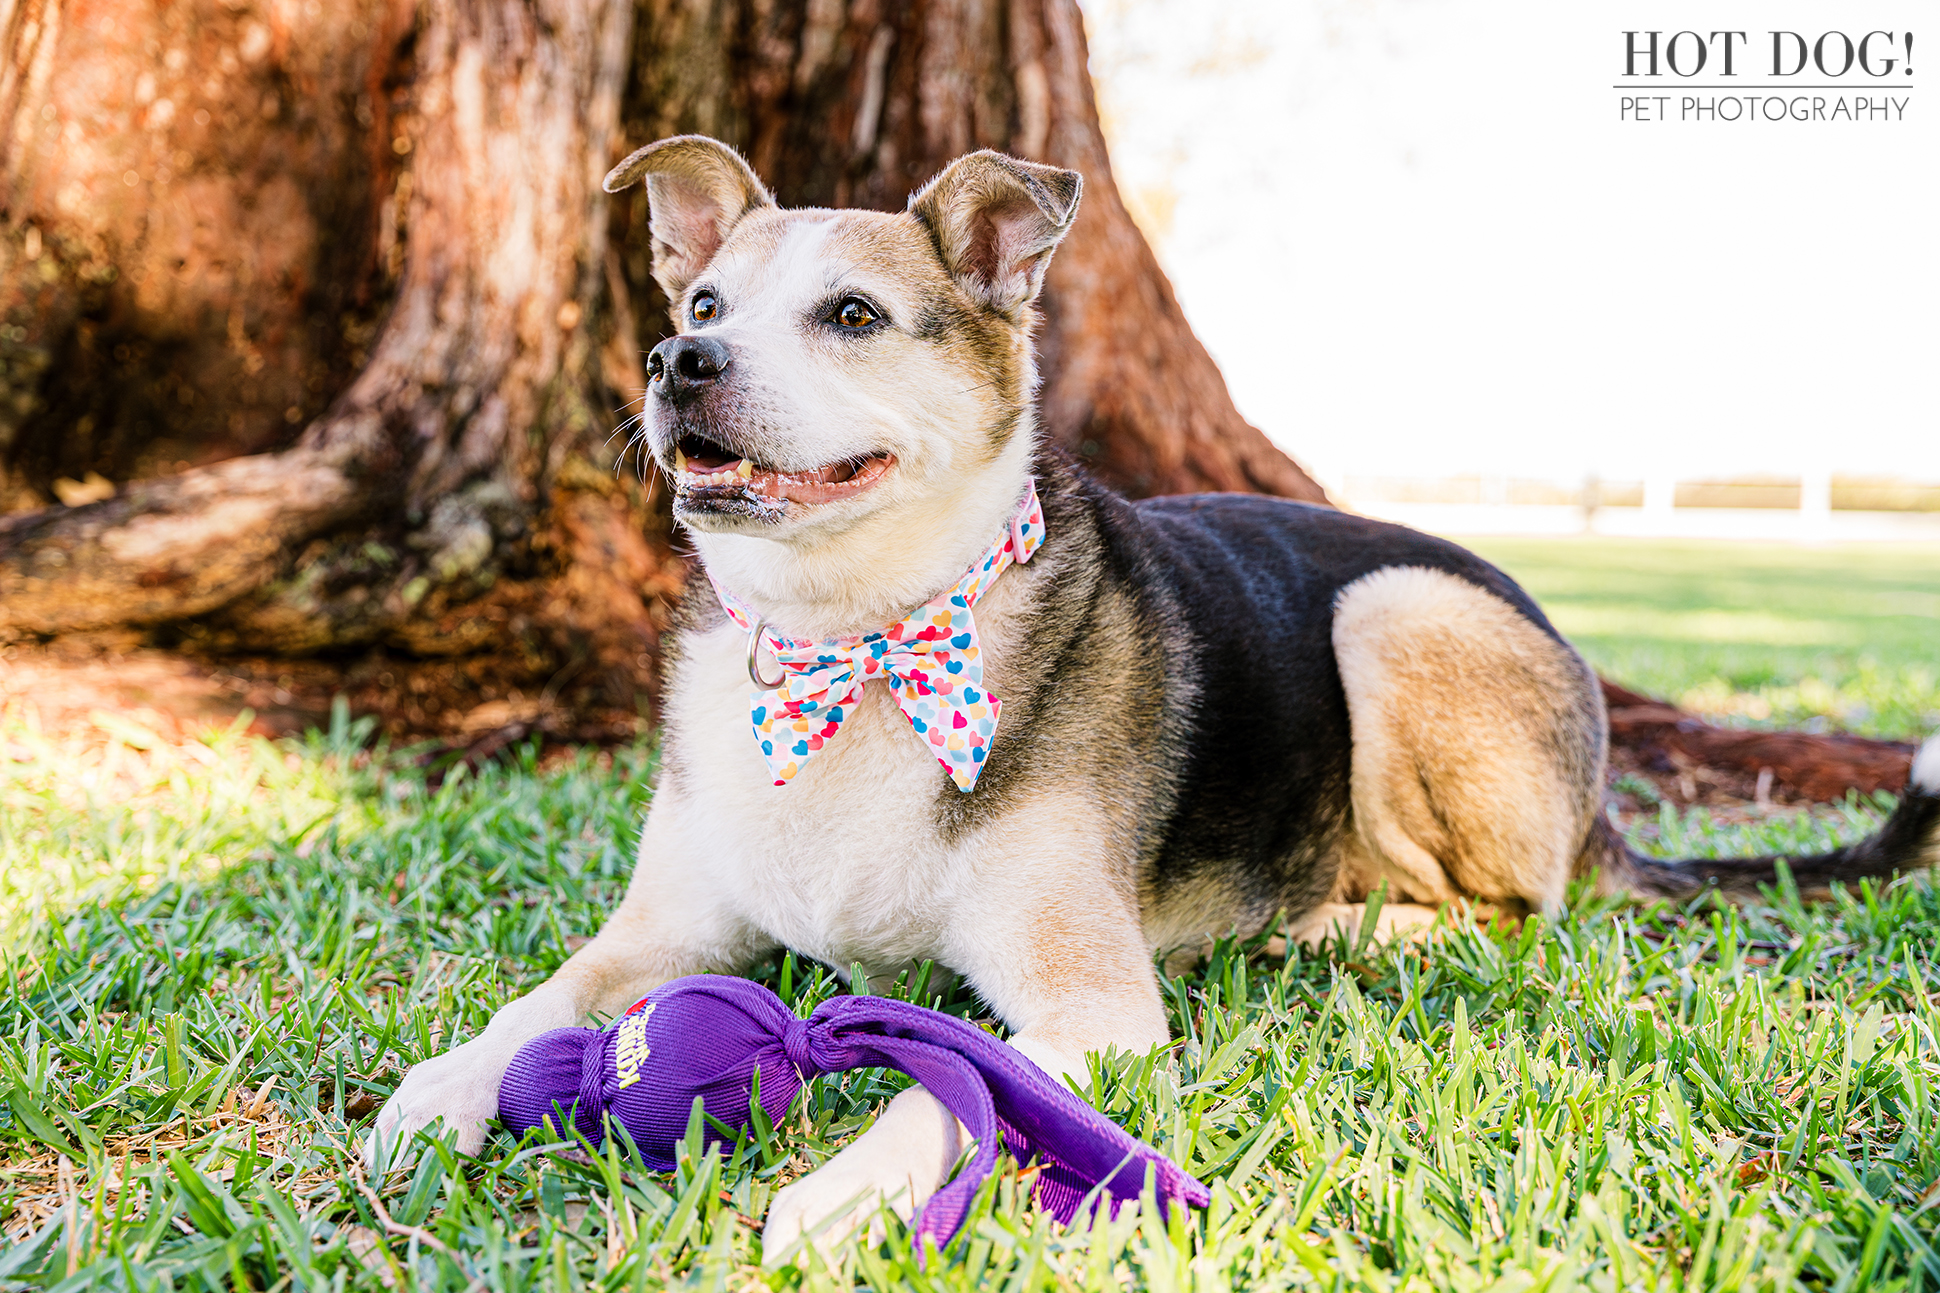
[663,622,979,968]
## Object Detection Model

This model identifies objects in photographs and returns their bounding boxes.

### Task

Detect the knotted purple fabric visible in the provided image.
[497,976,1209,1253]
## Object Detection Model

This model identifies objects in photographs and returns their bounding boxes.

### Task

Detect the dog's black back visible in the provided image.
[1103,488,1568,918]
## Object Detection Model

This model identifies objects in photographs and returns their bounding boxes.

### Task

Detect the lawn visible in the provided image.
[1464,538,1940,742]
[3,539,1938,1291]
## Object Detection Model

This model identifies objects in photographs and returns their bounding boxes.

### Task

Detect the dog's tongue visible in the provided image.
[783,460,857,486]
[772,455,891,503]
[681,453,892,505]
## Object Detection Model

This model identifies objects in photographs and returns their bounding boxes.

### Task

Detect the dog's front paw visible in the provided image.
[364,1035,510,1173]
[761,1154,914,1268]
[760,1086,960,1267]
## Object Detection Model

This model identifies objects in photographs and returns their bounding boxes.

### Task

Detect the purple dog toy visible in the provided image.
[497,975,1209,1252]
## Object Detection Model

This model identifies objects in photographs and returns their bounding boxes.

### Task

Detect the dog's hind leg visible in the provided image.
[1331,566,1607,918]
[364,805,771,1172]
[1280,899,1444,950]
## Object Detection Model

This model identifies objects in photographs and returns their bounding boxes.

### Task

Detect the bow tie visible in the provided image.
[709,481,1045,792]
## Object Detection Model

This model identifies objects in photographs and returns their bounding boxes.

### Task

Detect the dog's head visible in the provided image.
[604,136,1081,548]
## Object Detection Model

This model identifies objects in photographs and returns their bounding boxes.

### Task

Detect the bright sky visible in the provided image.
[1085,0,1938,491]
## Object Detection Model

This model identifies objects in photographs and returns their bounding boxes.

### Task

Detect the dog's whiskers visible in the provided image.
[604,396,661,482]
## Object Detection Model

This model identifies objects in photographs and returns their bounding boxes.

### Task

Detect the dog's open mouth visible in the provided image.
[671,434,894,506]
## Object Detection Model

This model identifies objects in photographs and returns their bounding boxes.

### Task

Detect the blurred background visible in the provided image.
[1076,0,1938,763]
[1087,0,1939,541]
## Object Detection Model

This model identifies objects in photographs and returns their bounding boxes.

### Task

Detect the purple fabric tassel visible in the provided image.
[497,976,1210,1253]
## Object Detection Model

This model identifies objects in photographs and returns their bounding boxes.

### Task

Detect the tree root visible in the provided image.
[0,450,368,637]
[1601,679,1916,807]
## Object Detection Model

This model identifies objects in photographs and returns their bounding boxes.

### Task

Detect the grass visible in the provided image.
[1464,538,1940,741]
[4,537,1939,1290]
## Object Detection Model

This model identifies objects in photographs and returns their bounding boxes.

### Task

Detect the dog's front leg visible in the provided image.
[365,808,765,1172]
[761,822,1167,1264]
[758,1076,968,1266]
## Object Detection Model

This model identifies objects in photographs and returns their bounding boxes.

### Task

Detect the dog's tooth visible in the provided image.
[736,459,754,479]
[675,448,688,474]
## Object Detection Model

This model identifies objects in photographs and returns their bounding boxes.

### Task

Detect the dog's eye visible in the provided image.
[691,293,718,322]
[835,298,879,330]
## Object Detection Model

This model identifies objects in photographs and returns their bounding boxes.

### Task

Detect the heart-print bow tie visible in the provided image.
[709,481,1045,792]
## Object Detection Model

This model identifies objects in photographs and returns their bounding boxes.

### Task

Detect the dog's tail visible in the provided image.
[1584,735,1940,901]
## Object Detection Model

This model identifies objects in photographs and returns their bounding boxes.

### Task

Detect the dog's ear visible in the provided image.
[604,135,776,302]
[908,151,1083,318]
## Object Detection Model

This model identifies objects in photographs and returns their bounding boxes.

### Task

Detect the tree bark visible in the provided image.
[3,0,680,731]
[1,0,1326,737]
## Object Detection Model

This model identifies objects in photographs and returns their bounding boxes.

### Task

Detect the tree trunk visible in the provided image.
[617,0,1328,502]
[1,0,1324,740]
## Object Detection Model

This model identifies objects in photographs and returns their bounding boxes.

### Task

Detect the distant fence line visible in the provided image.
[1339,475,1940,514]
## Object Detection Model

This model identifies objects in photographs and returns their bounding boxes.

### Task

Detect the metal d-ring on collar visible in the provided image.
[746,619,785,690]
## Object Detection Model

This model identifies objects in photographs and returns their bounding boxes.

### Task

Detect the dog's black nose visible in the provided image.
[648,335,730,399]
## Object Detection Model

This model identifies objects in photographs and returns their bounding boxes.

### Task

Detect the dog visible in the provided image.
[368,134,1940,1257]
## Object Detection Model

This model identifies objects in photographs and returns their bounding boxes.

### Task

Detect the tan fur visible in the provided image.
[1281,901,1444,949]
[374,139,1637,1268]
[1142,871,1250,975]
[940,789,1169,1059]
[1331,566,1605,917]
[908,151,1083,319]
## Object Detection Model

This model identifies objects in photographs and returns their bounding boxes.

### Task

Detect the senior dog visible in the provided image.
[368,135,1940,1257]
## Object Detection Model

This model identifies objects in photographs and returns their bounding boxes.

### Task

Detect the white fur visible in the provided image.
[648,622,1167,1258]
[369,571,1168,1254]
[368,159,1169,1261]
[660,617,976,969]
[762,1087,963,1264]
[1913,734,1940,794]
[670,217,1037,639]
[368,590,1167,1241]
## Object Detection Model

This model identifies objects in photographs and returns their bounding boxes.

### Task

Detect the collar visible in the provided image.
[708,479,1045,791]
